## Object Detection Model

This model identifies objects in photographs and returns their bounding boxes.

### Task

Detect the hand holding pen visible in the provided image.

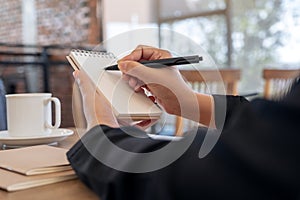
[114,45,202,121]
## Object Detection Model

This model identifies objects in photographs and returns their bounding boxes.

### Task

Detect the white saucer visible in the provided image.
[0,128,74,147]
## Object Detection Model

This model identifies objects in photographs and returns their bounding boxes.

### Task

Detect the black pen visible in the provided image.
[104,55,203,70]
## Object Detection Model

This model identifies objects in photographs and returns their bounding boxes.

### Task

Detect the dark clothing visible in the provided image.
[0,79,7,131]
[67,79,300,200]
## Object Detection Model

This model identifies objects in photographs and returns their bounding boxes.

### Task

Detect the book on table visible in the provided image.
[0,145,72,175]
[66,49,162,121]
[0,145,76,192]
[0,168,76,192]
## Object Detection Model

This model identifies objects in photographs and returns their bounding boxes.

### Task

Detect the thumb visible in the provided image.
[118,60,149,81]
[73,70,96,95]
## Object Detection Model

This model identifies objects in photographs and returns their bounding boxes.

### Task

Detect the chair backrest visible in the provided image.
[263,69,300,99]
[179,69,241,95]
[174,69,241,136]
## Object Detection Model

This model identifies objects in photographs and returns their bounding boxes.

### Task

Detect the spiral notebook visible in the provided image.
[66,49,162,120]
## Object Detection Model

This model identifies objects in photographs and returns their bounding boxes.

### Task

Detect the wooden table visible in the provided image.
[0,129,99,200]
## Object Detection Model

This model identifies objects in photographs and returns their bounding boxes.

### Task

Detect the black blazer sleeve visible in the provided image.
[67,83,300,200]
[213,95,249,130]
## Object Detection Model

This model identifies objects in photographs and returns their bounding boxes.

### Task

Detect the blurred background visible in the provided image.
[0,0,299,128]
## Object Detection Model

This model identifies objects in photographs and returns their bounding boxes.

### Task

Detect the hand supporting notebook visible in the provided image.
[73,70,119,129]
[67,49,163,122]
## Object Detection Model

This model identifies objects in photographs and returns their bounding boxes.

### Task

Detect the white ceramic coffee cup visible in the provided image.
[6,93,61,137]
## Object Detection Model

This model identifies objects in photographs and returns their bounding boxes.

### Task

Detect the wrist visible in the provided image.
[178,90,200,120]
[166,88,197,117]
[196,93,216,128]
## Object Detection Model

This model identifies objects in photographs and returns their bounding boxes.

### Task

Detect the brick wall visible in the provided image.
[0,0,23,43]
[0,0,100,45]
[36,0,90,45]
[0,0,101,128]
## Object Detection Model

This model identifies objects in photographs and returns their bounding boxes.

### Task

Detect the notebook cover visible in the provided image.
[0,145,71,175]
[0,168,76,192]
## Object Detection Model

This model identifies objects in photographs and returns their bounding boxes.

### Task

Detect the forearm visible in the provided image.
[172,91,215,128]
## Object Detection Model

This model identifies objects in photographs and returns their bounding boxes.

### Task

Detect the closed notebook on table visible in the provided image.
[0,145,71,175]
[0,168,76,192]
[66,49,162,120]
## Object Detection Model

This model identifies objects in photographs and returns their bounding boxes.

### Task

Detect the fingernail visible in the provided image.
[73,71,80,84]
[73,71,78,78]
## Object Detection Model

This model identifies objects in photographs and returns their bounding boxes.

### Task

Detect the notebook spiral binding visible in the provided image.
[71,49,115,59]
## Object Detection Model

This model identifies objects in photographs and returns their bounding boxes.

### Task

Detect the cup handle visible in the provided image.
[46,97,61,129]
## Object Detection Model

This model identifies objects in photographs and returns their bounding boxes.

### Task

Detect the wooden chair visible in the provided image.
[174,69,241,136]
[263,69,300,100]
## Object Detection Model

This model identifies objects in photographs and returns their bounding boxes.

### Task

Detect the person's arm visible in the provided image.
[68,63,250,200]
[68,90,300,200]
[69,50,300,199]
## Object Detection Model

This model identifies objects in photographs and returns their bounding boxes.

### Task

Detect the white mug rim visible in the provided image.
[5,93,52,98]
